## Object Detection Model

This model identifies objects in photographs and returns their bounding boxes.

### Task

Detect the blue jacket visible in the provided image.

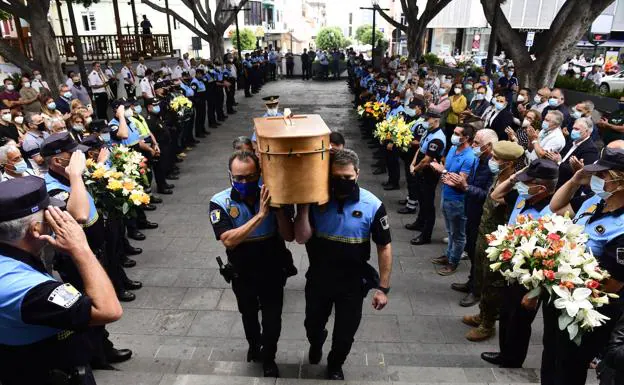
[465,155,494,221]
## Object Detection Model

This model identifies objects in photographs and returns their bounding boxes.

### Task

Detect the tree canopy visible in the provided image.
[229,27,256,50]
[315,26,350,50]
[354,25,386,46]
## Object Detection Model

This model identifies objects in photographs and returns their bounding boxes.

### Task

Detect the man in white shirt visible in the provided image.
[140,69,155,99]
[585,65,603,87]
[87,61,110,119]
[30,70,50,93]
[136,57,148,79]
[526,110,566,161]
[172,58,184,80]
[120,59,136,98]
[182,53,191,69]
[531,87,551,114]
[159,61,172,80]
[103,60,118,98]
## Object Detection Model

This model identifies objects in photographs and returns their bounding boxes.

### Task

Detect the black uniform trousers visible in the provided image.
[498,283,540,367]
[302,62,310,80]
[215,85,226,120]
[414,174,439,241]
[93,92,109,120]
[385,145,401,186]
[465,211,481,294]
[105,216,130,293]
[226,78,236,113]
[269,63,277,81]
[305,273,364,368]
[541,290,624,385]
[286,62,294,77]
[243,72,252,96]
[401,149,419,208]
[231,271,285,362]
[206,84,218,125]
[193,92,207,136]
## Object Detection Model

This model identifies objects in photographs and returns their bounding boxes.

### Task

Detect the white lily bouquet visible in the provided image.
[486,214,619,344]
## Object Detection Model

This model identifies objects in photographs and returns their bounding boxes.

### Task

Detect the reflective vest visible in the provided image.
[44,172,99,228]
[129,115,151,139]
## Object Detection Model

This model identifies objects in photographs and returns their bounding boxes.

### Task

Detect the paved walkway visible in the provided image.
[99,79,547,383]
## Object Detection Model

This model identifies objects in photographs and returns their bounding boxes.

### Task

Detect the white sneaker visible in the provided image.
[443,237,449,243]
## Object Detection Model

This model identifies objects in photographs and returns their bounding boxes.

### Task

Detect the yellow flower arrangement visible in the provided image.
[373,116,415,152]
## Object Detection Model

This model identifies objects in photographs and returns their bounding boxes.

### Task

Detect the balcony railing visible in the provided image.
[2,33,172,62]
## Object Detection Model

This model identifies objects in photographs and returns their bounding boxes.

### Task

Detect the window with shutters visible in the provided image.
[81,12,96,32]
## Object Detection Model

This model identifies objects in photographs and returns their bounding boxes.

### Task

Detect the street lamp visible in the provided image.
[361,3,389,69]
[221,7,251,56]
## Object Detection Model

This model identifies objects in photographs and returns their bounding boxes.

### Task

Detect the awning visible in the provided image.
[577,40,624,48]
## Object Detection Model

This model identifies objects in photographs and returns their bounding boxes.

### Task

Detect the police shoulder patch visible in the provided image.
[352,210,362,218]
[48,283,81,309]
[229,206,240,219]
[595,225,606,235]
[380,215,390,230]
[585,204,598,214]
[52,191,70,202]
[428,143,438,152]
[516,200,526,209]
[210,209,221,224]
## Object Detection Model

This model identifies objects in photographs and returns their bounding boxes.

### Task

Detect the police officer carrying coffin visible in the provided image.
[209,150,294,378]
[41,132,135,369]
[481,158,559,368]
[0,177,122,385]
[541,143,624,385]
[406,111,446,245]
[294,149,392,380]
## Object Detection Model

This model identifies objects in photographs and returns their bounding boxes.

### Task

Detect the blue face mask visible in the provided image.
[548,98,559,107]
[101,133,111,142]
[152,105,161,114]
[570,129,582,141]
[494,101,505,111]
[47,102,56,110]
[451,134,462,146]
[515,181,538,200]
[421,121,430,130]
[232,180,260,199]
[571,109,582,119]
[590,175,612,199]
[11,159,28,174]
[541,121,550,131]
[439,88,447,95]
[488,159,500,174]
[134,106,142,115]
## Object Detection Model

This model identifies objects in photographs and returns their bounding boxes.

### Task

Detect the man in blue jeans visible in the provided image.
[429,124,476,275]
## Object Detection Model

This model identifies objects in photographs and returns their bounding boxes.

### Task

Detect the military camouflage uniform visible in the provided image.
[473,177,513,330]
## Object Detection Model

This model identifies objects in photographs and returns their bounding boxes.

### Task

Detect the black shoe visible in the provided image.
[371,161,384,168]
[196,133,207,138]
[228,110,237,114]
[410,235,431,245]
[383,184,400,191]
[451,282,470,293]
[366,139,377,145]
[106,348,133,364]
[137,221,158,230]
[247,345,262,362]
[405,222,423,231]
[372,153,384,160]
[128,230,145,241]
[263,361,279,378]
[143,204,157,211]
[118,290,136,302]
[397,207,416,214]
[368,143,378,149]
[150,196,163,204]
[285,264,298,277]
[398,199,408,205]
[481,352,502,366]
[124,245,142,256]
[372,168,386,175]
[460,293,480,307]
[309,329,328,364]
[157,188,173,195]
[121,257,136,268]
[166,174,180,180]
[124,279,143,290]
[165,183,175,189]
[327,365,344,380]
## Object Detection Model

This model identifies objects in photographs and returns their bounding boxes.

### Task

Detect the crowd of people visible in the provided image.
[348,51,624,385]
[1,45,624,385]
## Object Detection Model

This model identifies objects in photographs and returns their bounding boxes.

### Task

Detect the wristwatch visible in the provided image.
[377,286,390,295]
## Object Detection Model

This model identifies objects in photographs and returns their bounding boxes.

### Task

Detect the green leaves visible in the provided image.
[316,27,350,50]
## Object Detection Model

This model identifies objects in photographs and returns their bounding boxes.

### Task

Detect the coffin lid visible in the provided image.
[254,114,331,138]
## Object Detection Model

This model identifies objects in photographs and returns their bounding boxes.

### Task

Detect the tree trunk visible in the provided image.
[515,55,563,90]
[0,42,36,73]
[208,31,225,61]
[29,5,64,96]
[406,23,427,60]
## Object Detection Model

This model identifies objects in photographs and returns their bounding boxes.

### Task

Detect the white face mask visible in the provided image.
[23,82,30,89]
[534,95,541,104]
[14,116,23,125]
[516,94,525,103]
[35,74,42,80]
[522,119,531,127]
[454,88,462,95]
[6,84,14,91]
[267,108,278,116]
[1,113,12,122]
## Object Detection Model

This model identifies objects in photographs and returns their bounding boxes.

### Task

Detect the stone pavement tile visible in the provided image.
[362,290,413,316]
[155,345,197,360]
[407,292,455,316]
[141,236,174,252]
[437,317,479,344]
[283,290,306,313]
[491,368,539,383]
[108,308,160,334]
[187,310,238,337]
[387,366,468,382]
[207,347,247,362]
[166,237,202,253]
[159,373,276,385]
[173,268,218,288]
[397,257,437,273]
[216,288,239,311]
[380,353,490,368]
[196,238,223,253]
[356,315,401,342]
[151,310,198,336]
[109,334,163,358]
[179,288,223,310]
[462,368,497,382]
[124,287,188,310]
[275,350,305,365]
[135,250,174,268]
[276,379,330,385]
[94,371,164,385]
[397,316,445,344]
[176,360,299,378]
[171,251,214,268]
[114,356,181,373]
[300,364,389,381]
[130,267,182,287]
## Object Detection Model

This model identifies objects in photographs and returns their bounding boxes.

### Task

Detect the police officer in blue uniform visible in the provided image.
[177,72,199,147]
[294,149,392,380]
[242,53,253,98]
[406,111,446,245]
[541,145,624,385]
[481,159,559,368]
[209,151,294,378]
[190,69,210,137]
[398,99,426,215]
[204,63,222,126]
[0,177,122,385]
[381,90,408,191]
[213,59,228,121]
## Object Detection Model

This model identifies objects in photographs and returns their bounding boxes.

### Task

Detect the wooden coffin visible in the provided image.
[254,114,331,206]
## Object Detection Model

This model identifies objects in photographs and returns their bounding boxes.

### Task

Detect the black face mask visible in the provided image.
[331,177,357,198]
[73,81,81,86]
[37,122,46,131]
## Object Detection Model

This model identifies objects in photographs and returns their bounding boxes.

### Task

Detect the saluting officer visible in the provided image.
[209,150,294,378]
[542,144,624,385]
[481,159,559,368]
[0,177,122,385]
[406,111,446,245]
[294,149,392,380]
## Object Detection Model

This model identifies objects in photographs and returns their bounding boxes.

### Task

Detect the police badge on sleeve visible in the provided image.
[48,283,81,308]
[210,209,221,224]
[617,248,624,265]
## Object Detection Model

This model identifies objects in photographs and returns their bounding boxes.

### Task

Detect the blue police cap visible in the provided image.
[584,147,624,172]
[0,176,65,222]
[40,132,89,158]
[516,159,559,182]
